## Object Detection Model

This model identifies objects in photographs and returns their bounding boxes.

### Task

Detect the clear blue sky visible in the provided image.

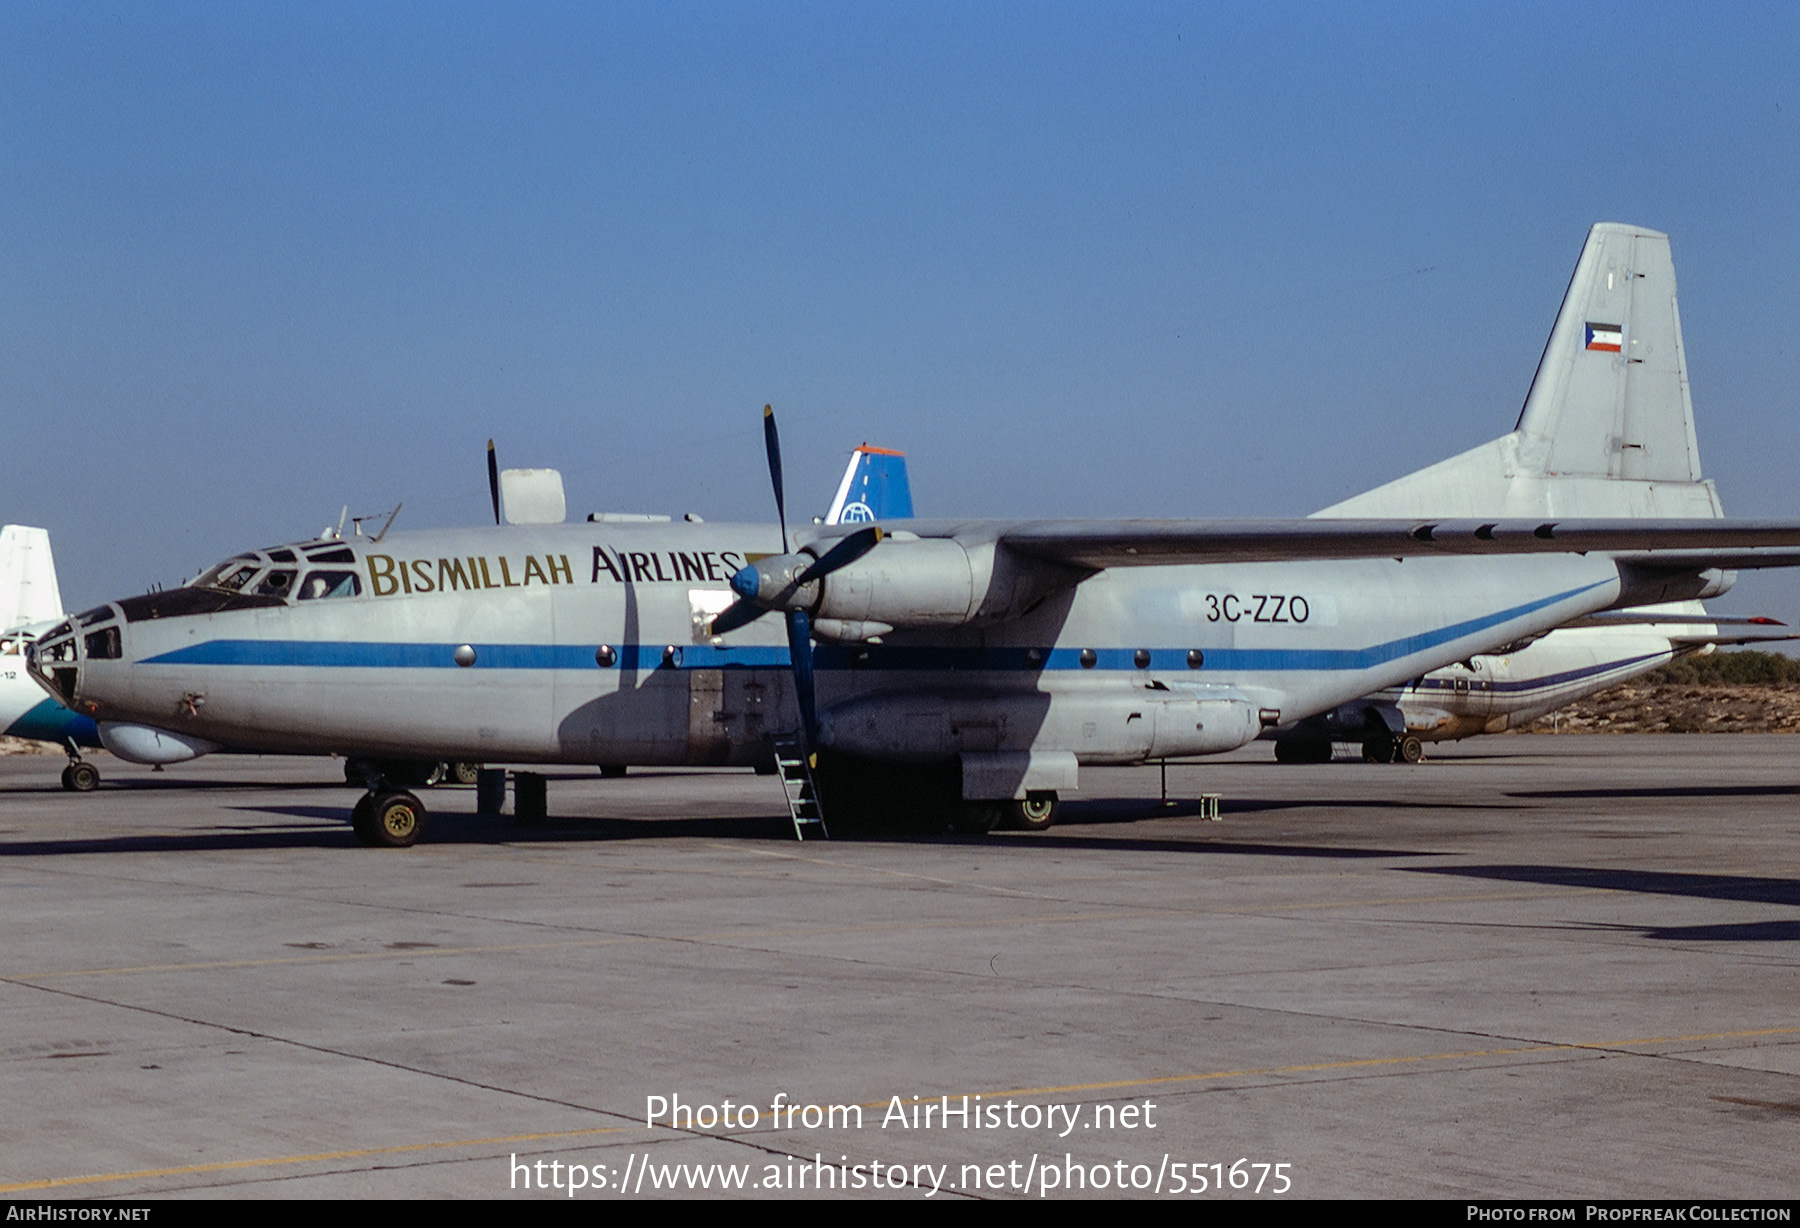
[5,2,1798,632]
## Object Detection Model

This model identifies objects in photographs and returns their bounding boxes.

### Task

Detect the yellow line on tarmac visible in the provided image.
[4,889,1591,981]
[0,1125,632,1194]
[10,1026,1795,1194]
[869,1025,1800,1108]
[7,936,641,980]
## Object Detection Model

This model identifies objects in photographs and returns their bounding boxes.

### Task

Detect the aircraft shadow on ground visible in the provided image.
[1581,919,1800,942]
[1415,864,1800,909]
[1507,784,1800,801]
[0,800,1437,859]
[1191,797,1532,816]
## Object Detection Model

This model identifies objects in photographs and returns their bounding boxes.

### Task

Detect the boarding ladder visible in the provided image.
[771,734,828,841]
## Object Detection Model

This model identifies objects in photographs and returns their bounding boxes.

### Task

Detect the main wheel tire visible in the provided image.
[366,791,427,848]
[1397,735,1426,764]
[350,794,379,845]
[598,764,628,779]
[951,802,1002,834]
[450,762,481,786]
[1003,791,1060,832]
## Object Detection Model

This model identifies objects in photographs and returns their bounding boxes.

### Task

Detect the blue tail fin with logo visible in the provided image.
[824,446,914,524]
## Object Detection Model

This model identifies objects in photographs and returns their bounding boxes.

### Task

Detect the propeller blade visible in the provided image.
[708,599,769,636]
[487,439,501,526]
[763,405,788,552]
[797,526,884,587]
[786,609,817,748]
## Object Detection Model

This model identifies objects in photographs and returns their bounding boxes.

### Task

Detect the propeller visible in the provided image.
[764,406,788,552]
[708,406,888,749]
[487,439,502,525]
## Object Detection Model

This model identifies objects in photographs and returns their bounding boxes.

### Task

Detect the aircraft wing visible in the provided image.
[974,518,1800,570]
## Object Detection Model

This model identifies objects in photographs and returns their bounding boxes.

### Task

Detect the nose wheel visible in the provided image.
[351,789,428,847]
[61,761,100,792]
[60,740,100,792]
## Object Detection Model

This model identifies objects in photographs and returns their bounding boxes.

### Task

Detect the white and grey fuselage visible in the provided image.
[31,520,1665,788]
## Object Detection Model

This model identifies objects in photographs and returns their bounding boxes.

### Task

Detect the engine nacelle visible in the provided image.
[814,539,977,627]
[812,537,1083,629]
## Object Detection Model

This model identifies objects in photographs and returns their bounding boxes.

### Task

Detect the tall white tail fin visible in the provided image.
[1317,223,1721,520]
[0,525,64,631]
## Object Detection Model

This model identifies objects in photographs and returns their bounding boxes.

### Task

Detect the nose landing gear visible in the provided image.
[60,740,99,792]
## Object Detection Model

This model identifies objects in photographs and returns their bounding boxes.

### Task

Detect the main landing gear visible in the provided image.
[948,792,1061,834]
[344,758,481,789]
[1364,734,1426,764]
[1275,735,1425,765]
[352,788,428,848]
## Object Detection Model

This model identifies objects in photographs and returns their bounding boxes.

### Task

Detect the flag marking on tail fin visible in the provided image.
[1585,322,1623,352]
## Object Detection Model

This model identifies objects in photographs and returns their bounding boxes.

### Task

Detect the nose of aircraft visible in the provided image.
[25,618,82,705]
[26,605,126,710]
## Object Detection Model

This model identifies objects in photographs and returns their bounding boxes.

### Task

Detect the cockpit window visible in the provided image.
[267,549,297,563]
[305,546,356,564]
[195,555,263,592]
[255,569,298,597]
[76,606,115,626]
[298,570,361,600]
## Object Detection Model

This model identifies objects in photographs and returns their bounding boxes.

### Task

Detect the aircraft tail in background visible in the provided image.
[825,445,914,524]
[0,525,64,632]
[1317,223,1722,521]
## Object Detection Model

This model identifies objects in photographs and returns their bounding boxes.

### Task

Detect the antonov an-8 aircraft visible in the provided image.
[29,224,1800,846]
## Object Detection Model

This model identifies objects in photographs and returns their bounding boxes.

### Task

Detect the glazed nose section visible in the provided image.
[25,606,126,707]
[26,619,82,704]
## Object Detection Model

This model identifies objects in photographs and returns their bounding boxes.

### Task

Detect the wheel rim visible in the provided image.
[381,803,417,839]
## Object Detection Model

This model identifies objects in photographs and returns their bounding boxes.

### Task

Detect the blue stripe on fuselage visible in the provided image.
[4,698,100,747]
[138,580,1611,674]
[1408,650,1670,697]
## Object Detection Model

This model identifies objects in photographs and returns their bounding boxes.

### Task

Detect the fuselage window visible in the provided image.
[298,570,362,600]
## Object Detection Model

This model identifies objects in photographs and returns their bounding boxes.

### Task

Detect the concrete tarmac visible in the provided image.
[0,735,1796,1200]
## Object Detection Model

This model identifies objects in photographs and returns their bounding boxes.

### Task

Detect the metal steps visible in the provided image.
[771,735,828,841]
